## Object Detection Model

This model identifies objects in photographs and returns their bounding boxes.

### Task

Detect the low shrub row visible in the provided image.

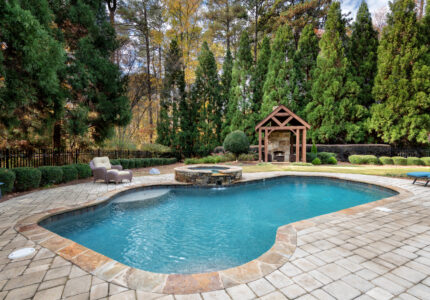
[110,157,177,169]
[184,153,236,165]
[348,155,430,166]
[307,152,338,165]
[0,163,93,194]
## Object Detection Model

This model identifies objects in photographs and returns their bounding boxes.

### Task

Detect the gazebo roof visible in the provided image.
[255,105,311,130]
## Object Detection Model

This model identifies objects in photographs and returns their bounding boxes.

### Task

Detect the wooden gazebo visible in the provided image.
[255,105,310,163]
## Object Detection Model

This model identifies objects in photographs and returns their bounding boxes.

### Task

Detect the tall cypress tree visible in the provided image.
[252,37,271,115]
[220,49,233,137]
[223,32,254,139]
[305,2,366,143]
[192,42,221,155]
[260,24,296,117]
[369,0,430,144]
[348,1,378,108]
[292,24,319,117]
[156,40,185,149]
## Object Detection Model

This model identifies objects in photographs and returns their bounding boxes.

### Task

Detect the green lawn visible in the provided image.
[235,163,430,178]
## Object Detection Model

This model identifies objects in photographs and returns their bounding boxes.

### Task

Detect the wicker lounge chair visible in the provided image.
[407,172,430,186]
[90,157,133,184]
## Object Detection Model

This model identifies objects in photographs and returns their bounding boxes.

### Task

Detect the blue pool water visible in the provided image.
[43,177,396,274]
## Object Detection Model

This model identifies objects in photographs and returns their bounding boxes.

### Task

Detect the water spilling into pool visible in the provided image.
[43,177,396,274]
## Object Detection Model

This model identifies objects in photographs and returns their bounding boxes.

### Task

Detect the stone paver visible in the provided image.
[0,172,428,299]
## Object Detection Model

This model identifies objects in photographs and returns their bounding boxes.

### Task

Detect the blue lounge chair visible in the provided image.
[407,172,430,186]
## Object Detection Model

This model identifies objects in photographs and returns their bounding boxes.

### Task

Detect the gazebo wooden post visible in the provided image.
[264,129,269,162]
[302,129,307,162]
[295,129,300,162]
[258,129,262,162]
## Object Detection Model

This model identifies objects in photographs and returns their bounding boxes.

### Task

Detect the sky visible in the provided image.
[341,0,389,18]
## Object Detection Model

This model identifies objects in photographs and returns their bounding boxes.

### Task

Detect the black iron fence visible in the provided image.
[0,149,170,169]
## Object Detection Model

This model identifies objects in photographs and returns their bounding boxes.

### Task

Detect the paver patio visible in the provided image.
[0,172,429,299]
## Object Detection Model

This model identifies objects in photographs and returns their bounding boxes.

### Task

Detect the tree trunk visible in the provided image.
[144,4,153,143]
[107,0,117,62]
[254,2,258,62]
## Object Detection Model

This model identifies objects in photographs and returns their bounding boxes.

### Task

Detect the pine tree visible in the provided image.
[0,0,65,146]
[156,40,186,150]
[50,0,131,146]
[260,24,296,117]
[192,42,221,155]
[348,1,379,108]
[292,23,319,117]
[369,0,430,144]
[305,2,366,143]
[223,32,254,139]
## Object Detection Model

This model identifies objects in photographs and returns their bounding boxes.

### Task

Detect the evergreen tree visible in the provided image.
[0,0,65,146]
[348,1,379,108]
[50,0,131,146]
[221,49,233,130]
[260,24,296,117]
[156,40,186,151]
[252,37,271,115]
[223,32,254,139]
[292,23,319,117]
[305,2,366,143]
[369,0,430,144]
[192,42,221,155]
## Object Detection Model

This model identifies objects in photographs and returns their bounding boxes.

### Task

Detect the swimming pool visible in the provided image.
[42,176,396,274]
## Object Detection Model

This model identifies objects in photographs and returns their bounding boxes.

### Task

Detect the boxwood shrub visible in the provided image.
[0,168,16,194]
[379,156,394,165]
[73,164,92,179]
[110,159,120,166]
[38,166,63,186]
[119,159,130,169]
[392,156,407,165]
[318,152,337,164]
[406,157,424,166]
[422,157,430,166]
[312,157,321,165]
[128,159,136,169]
[12,167,41,191]
[327,156,337,165]
[61,165,78,183]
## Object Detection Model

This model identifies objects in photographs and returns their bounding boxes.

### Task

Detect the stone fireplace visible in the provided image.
[267,131,290,162]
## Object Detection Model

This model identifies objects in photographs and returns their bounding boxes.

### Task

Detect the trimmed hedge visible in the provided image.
[12,167,42,192]
[0,168,16,194]
[73,164,92,179]
[379,156,394,165]
[114,158,177,169]
[306,152,336,164]
[184,154,235,165]
[61,165,78,183]
[392,156,407,165]
[422,157,430,166]
[406,157,424,166]
[39,166,63,186]
[348,155,379,165]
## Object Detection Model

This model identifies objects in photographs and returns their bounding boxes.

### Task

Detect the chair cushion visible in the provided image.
[107,169,131,176]
[93,157,112,170]
[407,172,430,177]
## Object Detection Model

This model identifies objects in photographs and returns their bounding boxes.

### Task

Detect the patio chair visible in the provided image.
[406,172,430,186]
[89,157,133,184]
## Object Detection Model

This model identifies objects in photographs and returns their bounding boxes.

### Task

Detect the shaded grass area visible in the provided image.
[238,163,430,178]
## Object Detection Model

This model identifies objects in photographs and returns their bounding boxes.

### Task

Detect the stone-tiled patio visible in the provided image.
[0,172,429,299]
